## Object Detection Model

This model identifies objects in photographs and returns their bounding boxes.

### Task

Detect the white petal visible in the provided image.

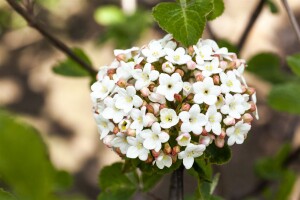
[183,157,194,169]
[159,132,170,143]
[126,146,139,158]
[179,111,190,122]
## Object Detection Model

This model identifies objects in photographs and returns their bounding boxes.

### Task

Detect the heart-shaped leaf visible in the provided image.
[152,0,213,47]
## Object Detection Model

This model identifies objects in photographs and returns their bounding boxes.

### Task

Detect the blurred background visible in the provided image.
[0,0,300,199]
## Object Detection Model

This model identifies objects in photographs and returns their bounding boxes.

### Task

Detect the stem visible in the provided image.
[237,0,266,52]
[169,165,184,200]
[281,0,300,45]
[5,0,97,76]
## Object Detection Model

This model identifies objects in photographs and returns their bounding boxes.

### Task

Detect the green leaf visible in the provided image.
[141,173,163,192]
[210,173,220,194]
[0,189,17,200]
[275,170,296,200]
[98,188,136,200]
[94,6,125,26]
[287,53,300,77]
[54,170,73,191]
[0,110,60,200]
[52,48,91,77]
[205,143,231,165]
[207,0,225,20]
[255,144,292,180]
[152,0,213,46]
[267,83,300,114]
[247,53,289,84]
[266,0,279,14]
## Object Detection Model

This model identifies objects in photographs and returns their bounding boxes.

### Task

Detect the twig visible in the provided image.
[281,0,300,45]
[168,164,184,200]
[237,0,266,52]
[5,0,97,76]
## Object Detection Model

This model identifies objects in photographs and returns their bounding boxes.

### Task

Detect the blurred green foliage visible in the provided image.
[94,6,152,48]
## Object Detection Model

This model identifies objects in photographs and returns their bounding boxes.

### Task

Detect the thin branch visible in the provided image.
[5,0,97,76]
[168,164,184,200]
[281,0,300,45]
[237,0,266,52]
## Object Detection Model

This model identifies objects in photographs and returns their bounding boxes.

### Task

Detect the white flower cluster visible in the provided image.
[91,35,258,169]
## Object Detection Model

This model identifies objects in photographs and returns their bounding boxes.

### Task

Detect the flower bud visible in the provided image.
[246,87,256,95]
[144,113,157,127]
[159,104,167,110]
[141,87,150,97]
[213,75,220,85]
[172,146,180,156]
[134,64,142,69]
[163,143,172,154]
[181,103,191,111]
[228,61,236,69]
[149,84,155,92]
[116,54,126,61]
[175,69,184,77]
[162,62,175,73]
[188,46,194,55]
[186,93,194,100]
[142,101,148,107]
[195,73,204,82]
[219,129,226,139]
[146,104,155,114]
[215,137,225,148]
[151,150,160,158]
[145,155,153,163]
[150,103,160,115]
[174,94,182,102]
[249,101,257,112]
[242,113,253,123]
[199,135,211,146]
[127,128,136,137]
[241,85,247,93]
[107,68,116,75]
[117,79,126,88]
[172,155,177,163]
[223,116,235,126]
[219,61,228,70]
[202,129,208,136]
[187,60,197,70]
[113,126,120,134]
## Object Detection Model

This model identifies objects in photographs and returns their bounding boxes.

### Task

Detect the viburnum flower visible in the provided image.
[178,143,206,169]
[226,120,251,146]
[157,73,183,101]
[91,34,258,170]
[193,77,221,105]
[179,104,207,135]
[115,86,143,113]
[140,122,170,152]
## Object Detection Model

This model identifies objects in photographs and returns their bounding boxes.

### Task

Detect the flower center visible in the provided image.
[209,115,215,123]
[167,84,173,89]
[226,80,233,87]
[152,51,159,57]
[205,65,213,71]
[165,115,173,122]
[174,55,180,62]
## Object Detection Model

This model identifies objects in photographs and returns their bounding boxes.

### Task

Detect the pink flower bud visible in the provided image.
[181,103,191,111]
[127,129,136,137]
[186,93,194,100]
[150,103,160,115]
[219,129,226,139]
[199,135,211,146]
[175,69,184,77]
[219,61,228,70]
[116,54,126,61]
[213,75,220,85]
[141,87,150,97]
[151,150,160,158]
[134,64,142,69]
[242,113,253,123]
[174,94,182,102]
[159,104,167,110]
[146,104,155,114]
[215,137,225,148]
[241,86,247,93]
[247,87,256,95]
[144,113,157,127]
[202,129,208,136]
[113,126,120,134]
[117,79,126,88]
[145,155,153,163]
[187,60,197,70]
[223,116,235,126]
[249,101,257,112]
[172,146,180,156]
[196,73,204,82]
[149,84,155,92]
[188,46,195,55]
[163,143,172,154]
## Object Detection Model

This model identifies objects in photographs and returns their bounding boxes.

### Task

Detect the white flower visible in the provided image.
[102,95,126,123]
[214,47,234,60]
[126,136,149,161]
[183,82,192,96]
[226,120,251,146]
[133,63,159,90]
[193,45,213,65]
[91,76,115,100]
[160,108,179,129]
[200,39,219,51]
[165,47,191,65]
[178,143,206,169]
[115,86,143,113]
[114,47,139,61]
[96,66,108,81]
[142,41,166,63]
[118,119,131,132]
[103,134,115,147]
[215,94,225,109]
[205,106,222,135]
[220,71,242,93]
[199,135,213,146]
[154,152,172,169]
[197,58,222,77]
[162,62,176,73]
[140,122,170,152]
[179,104,207,135]
[95,114,114,139]
[176,133,191,146]
[157,73,183,101]
[114,61,135,81]
[221,93,246,119]
[149,92,166,104]
[112,133,129,154]
[130,107,147,132]
[193,77,221,105]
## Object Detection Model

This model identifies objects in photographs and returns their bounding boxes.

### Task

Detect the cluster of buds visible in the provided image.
[91,35,258,169]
